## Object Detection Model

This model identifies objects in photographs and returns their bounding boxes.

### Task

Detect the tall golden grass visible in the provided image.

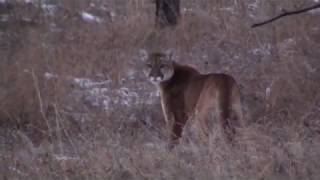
[1,0,320,179]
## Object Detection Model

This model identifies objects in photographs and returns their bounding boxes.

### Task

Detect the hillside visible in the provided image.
[1,0,320,179]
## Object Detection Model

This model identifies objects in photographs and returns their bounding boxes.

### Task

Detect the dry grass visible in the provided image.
[1,0,320,179]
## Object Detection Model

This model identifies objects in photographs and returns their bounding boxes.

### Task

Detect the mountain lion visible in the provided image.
[143,52,243,148]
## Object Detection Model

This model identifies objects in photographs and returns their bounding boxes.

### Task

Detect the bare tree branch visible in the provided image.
[252,3,320,28]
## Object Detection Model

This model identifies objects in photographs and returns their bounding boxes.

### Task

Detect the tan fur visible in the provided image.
[143,52,243,147]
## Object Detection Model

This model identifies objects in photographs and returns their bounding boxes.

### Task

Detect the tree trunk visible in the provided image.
[155,0,180,28]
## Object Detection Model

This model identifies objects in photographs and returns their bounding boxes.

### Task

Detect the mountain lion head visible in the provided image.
[143,52,174,84]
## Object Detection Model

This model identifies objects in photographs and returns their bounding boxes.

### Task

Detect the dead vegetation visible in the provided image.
[0,0,320,179]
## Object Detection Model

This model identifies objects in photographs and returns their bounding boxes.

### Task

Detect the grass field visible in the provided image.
[1,0,320,179]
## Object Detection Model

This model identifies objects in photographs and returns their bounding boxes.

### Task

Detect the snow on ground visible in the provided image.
[53,154,79,161]
[248,0,260,18]
[250,43,272,57]
[24,0,34,3]
[41,4,58,16]
[81,12,102,23]
[45,73,157,111]
[78,81,150,110]
[72,77,111,88]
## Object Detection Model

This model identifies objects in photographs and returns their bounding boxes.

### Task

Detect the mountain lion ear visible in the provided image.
[139,49,149,61]
[164,49,174,61]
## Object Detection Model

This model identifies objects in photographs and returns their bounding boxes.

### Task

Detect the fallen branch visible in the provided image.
[252,3,320,28]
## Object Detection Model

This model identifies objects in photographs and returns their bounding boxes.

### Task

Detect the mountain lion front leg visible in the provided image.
[160,94,176,148]
[168,110,186,150]
[163,98,187,149]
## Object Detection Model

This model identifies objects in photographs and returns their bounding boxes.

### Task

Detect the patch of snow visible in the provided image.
[89,80,111,87]
[86,87,110,108]
[248,0,259,11]
[44,72,58,79]
[117,87,139,106]
[42,73,151,110]
[68,75,156,110]
[118,87,130,96]
[24,0,38,5]
[89,87,109,95]
[202,54,208,60]
[182,7,190,14]
[53,155,79,161]
[72,78,110,88]
[42,4,57,16]
[24,0,33,3]
[250,43,272,56]
[265,87,271,99]
[126,68,136,79]
[23,69,31,73]
[81,12,102,23]
[248,0,260,18]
